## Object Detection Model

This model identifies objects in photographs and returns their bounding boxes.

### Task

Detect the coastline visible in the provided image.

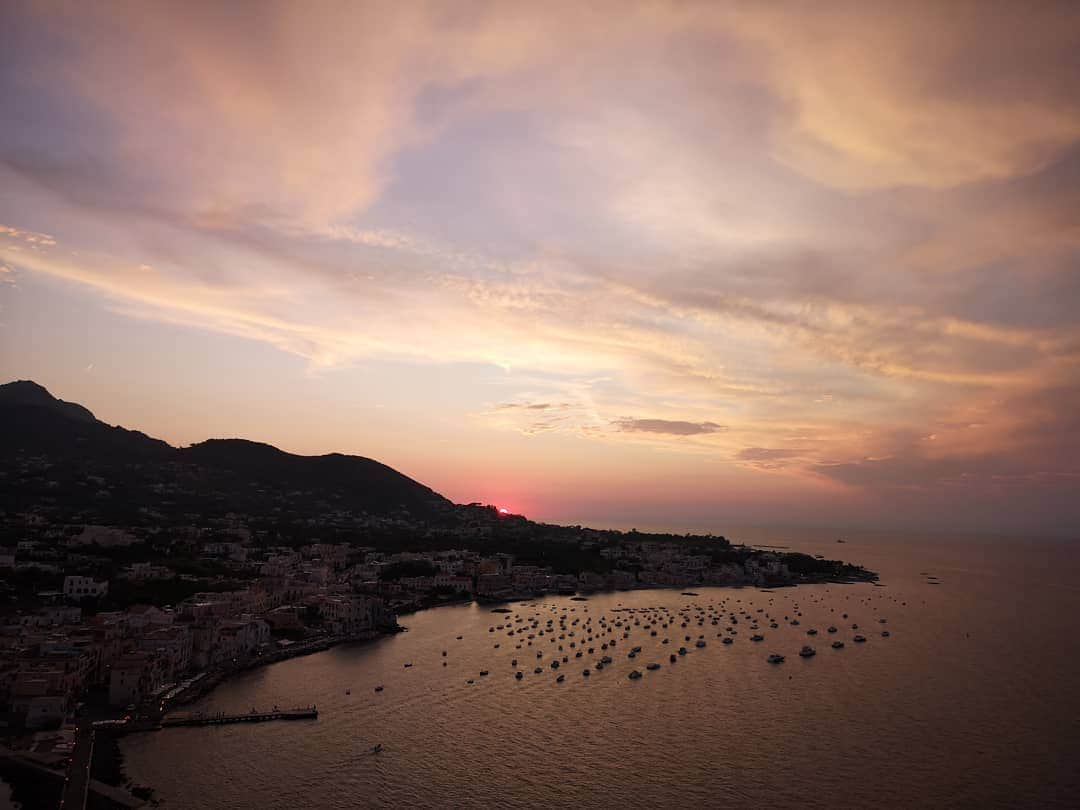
[163,570,877,711]
[111,571,878,806]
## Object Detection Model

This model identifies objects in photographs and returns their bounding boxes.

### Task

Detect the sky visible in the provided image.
[1,1,1079,536]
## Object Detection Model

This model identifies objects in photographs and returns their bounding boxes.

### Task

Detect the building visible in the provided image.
[108,652,169,707]
[63,576,108,601]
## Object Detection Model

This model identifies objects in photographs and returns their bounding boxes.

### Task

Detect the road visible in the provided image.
[58,724,94,810]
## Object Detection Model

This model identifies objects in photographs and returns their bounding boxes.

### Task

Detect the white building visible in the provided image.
[63,576,108,600]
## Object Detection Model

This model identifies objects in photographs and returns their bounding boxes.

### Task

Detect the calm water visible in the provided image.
[122,530,1080,808]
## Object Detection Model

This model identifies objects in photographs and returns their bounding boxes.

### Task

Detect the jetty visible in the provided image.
[162,705,318,727]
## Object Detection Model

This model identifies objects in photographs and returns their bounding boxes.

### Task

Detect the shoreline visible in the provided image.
[115,574,877,805]
[170,573,877,709]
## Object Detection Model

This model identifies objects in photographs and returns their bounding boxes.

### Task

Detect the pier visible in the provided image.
[162,705,318,727]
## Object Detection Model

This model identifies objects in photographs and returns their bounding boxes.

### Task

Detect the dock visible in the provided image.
[161,705,318,727]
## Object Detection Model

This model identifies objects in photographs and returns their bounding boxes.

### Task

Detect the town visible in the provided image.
[1,502,867,735]
[0,382,873,803]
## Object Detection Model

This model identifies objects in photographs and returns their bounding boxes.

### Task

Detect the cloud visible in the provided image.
[735,448,806,462]
[2,1,1079,530]
[0,223,56,248]
[615,419,725,436]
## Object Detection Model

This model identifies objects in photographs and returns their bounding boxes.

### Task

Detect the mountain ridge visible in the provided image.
[0,380,451,519]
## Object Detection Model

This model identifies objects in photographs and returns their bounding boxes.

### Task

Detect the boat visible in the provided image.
[854,635,866,643]
[403,663,413,668]
[374,685,384,692]
[534,667,543,674]
[583,669,590,676]
[345,689,351,695]
[750,634,764,642]
[678,647,687,656]
[807,629,818,635]
[881,630,891,637]
[767,654,785,664]
[670,654,677,662]
[628,670,643,680]
[556,674,565,683]
[799,646,816,658]
[832,641,844,649]
[515,671,524,679]
[722,637,733,645]
[479,670,489,676]
[827,626,838,633]
[646,663,660,671]
[371,744,383,755]
[695,640,706,648]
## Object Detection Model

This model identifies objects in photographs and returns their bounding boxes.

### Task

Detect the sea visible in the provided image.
[75,529,1080,807]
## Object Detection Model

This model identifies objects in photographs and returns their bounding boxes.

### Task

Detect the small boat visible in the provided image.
[832,641,844,649]
[827,626,838,633]
[345,689,351,695]
[799,646,816,658]
[374,685,384,692]
[853,635,866,643]
[371,744,383,755]
[670,654,677,662]
[678,647,687,656]
[479,670,489,676]
[628,670,643,680]
[767,654,785,664]
[806,629,818,636]
[403,663,413,668]
[695,640,706,648]
[583,669,590,676]
[750,634,764,642]
[534,667,543,674]
[515,671,524,679]
[556,674,565,683]
[646,663,660,671]
[721,637,733,645]
[881,630,891,638]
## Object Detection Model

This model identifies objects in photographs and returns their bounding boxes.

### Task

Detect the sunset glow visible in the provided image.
[2,2,1078,534]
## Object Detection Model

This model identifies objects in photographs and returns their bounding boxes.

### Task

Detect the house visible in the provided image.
[63,576,108,601]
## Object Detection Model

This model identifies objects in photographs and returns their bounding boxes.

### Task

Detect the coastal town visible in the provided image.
[0,382,873,805]
[1,507,858,735]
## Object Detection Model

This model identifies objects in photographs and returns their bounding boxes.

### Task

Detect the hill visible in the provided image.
[0,380,451,524]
